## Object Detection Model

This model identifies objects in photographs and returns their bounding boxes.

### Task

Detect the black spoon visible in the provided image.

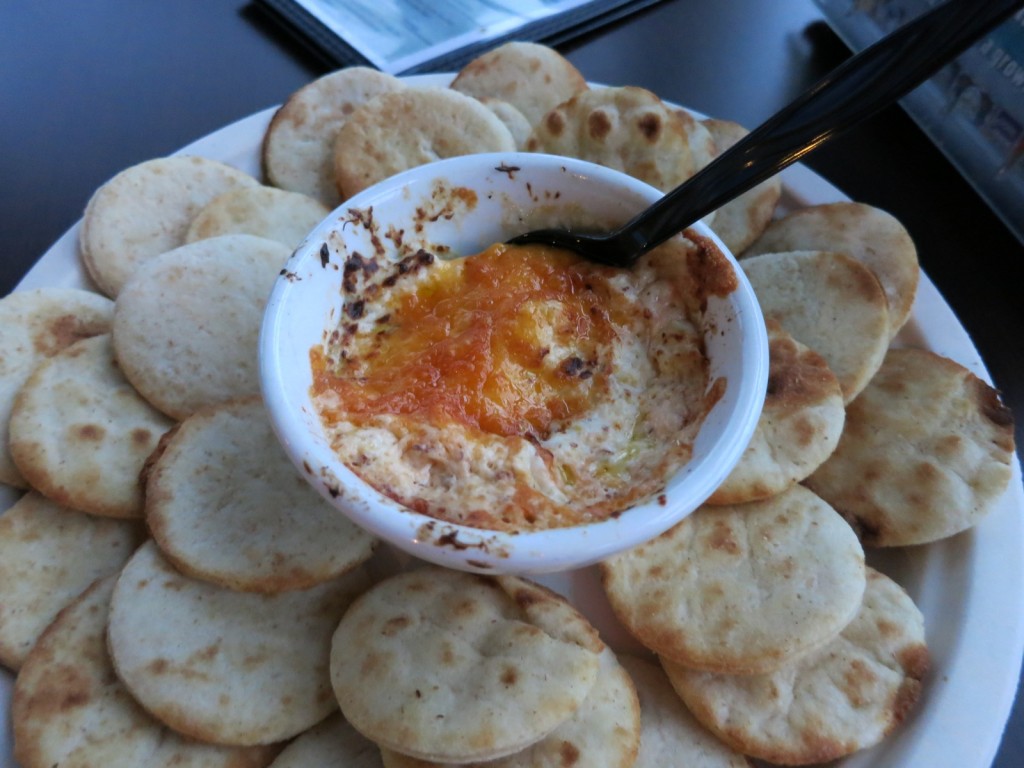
[508,0,1023,267]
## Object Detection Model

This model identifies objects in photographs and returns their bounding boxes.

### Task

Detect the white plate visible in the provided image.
[2,75,1022,767]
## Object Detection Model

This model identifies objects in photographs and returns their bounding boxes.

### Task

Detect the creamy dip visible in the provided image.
[311,233,734,533]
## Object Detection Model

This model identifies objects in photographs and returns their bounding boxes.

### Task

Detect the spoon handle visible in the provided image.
[618,0,1024,257]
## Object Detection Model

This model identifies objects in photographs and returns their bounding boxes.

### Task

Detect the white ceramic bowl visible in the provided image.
[260,152,767,574]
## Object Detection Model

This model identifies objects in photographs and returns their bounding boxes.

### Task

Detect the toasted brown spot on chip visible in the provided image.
[587,110,612,140]
[841,658,879,707]
[559,740,582,765]
[545,110,566,136]
[76,424,105,441]
[382,616,411,636]
[40,315,95,355]
[898,641,931,680]
[890,676,925,731]
[638,112,662,142]
[501,666,519,686]
[974,377,1015,431]
[708,518,740,555]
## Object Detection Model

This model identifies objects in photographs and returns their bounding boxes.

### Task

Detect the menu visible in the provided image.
[815,0,1024,245]
[256,0,664,74]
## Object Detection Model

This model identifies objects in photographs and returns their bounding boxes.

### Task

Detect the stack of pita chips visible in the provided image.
[1,149,378,767]
[0,39,1016,768]
[601,172,1013,765]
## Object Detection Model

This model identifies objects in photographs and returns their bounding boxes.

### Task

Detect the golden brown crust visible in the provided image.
[9,335,173,518]
[111,235,290,421]
[79,156,259,297]
[108,542,368,746]
[143,397,376,594]
[602,486,866,675]
[379,648,640,768]
[525,86,698,193]
[330,567,603,763]
[744,202,919,338]
[741,249,890,403]
[708,319,844,505]
[662,568,929,765]
[806,347,1015,546]
[314,232,715,532]
[262,67,405,206]
[333,88,515,199]
[0,288,114,488]
[765,327,837,406]
[0,492,144,670]
[13,576,280,768]
[450,41,588,126]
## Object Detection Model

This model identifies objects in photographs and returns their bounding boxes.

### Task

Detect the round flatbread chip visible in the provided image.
[602,485,866,675]
[478,98,533,150]
[262,66,405,207]
[79,155,259,297]
[380,648,640,768]
[618,655,750,768]
[9,334,174,518]
[684,113,718,173]
[330,567,603,764]
[525,86,698,192]
[700,118,782,254]
[0,491,143,670]
[112,234,290,420]
[268,712,382,768]
[708,319,844,505]
[663,568,930,765]
[185,185,329,248]
[745,202,919,337]
[145,397,377,593]
[12,576,279,768]
[805,347,1015,546]
[333,88,515,199]
[450,41,588,125]
[0,287,113,488]
[741,249,890,403]
[108,541,370,746]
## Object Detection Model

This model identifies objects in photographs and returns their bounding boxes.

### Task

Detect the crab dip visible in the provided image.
[310,209,737,533]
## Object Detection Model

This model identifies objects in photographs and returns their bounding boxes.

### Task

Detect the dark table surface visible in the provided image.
[2,0,1022,765]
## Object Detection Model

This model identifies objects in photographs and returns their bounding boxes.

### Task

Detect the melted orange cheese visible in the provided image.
[312,243,628,439]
